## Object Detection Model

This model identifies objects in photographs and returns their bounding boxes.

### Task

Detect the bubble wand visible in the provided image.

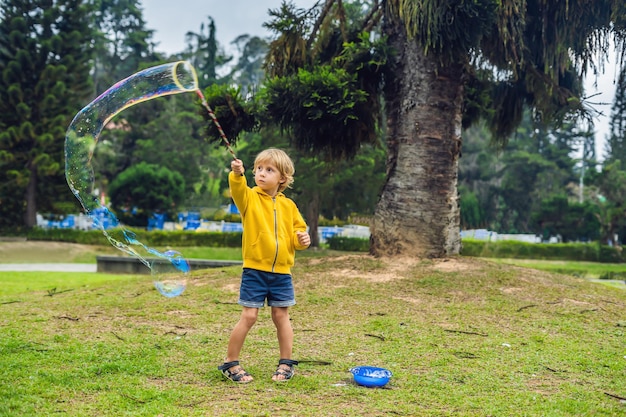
[195,90,237,160]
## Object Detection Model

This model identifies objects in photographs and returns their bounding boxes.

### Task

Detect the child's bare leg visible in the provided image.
[222,307,258,382]
[226,307,258,360]
[271,306,294,381]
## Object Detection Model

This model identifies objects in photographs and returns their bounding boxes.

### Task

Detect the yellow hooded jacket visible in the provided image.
[229,171,308,274]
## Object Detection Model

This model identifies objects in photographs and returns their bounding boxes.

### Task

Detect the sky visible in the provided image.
[142,0,319,56]
[142,0,618,159]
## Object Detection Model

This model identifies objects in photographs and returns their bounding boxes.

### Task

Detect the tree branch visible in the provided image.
[362,0,383,33]
[307,0,336,50]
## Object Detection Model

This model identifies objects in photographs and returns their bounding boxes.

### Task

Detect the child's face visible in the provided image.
[253,160,285,196]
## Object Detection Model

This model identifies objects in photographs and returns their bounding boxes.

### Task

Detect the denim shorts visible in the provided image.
[238,268,295,308]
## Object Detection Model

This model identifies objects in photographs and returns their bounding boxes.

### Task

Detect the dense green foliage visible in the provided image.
[387,0,623,141]
[24,226,626,264]
[92,0,160,94]
[200,84,258,148]
[262,63,383,160]
[0,0,95,229]
[326,236,369,252]
[261,5,389,160]
[27,227,243,247]
[251,0,626,256]
[182,16,234,89]
[108,162,185,226]
[1,0,625,252]
[457,113,609,242]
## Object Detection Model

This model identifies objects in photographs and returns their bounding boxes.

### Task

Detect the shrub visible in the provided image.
[326,236,369,252]
[27,228,242,248]
[108,163,185,227]
[461,239,624,263]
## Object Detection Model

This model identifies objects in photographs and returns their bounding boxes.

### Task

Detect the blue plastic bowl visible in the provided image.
[350,366,392,387]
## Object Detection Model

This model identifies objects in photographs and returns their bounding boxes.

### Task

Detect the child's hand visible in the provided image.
[231,159,244,176]
[296,231,311,248]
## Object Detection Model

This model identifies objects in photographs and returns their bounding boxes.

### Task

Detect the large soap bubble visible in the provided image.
[65,61,198,297]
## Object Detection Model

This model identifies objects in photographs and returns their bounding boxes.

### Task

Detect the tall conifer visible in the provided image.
[0,0,95,228]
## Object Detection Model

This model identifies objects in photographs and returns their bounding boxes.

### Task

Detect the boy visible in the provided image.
[218,148,311,383]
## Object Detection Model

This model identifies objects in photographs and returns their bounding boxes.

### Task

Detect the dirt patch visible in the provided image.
[500,287,524,294]
[310,254,422,282]
[305,254,498,284]
[334,267,399,283]
[221,283,240,293]
[430,257,482,273]
[392,295,422,304]
[305,254,368,266]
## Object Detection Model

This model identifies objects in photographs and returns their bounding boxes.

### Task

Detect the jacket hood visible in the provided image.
[252,186,285,199]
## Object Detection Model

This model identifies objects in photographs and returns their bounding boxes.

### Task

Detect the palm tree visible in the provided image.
[258,0,626,258]
[369,0,625,257]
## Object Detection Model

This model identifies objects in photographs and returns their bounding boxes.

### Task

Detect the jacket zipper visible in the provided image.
[271,197,278,272]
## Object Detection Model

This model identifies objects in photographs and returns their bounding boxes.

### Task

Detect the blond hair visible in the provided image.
[254,148,295,192]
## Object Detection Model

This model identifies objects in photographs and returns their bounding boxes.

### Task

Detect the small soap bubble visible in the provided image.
[152,250,190,298]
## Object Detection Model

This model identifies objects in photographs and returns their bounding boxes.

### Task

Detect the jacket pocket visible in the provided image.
[249,231,275,264]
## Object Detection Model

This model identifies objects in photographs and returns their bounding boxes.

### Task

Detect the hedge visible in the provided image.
[26,228,371,252]
[460,239,624,263]
[22,229,625,263]
[326,236,369,252]
[26,228,242,248]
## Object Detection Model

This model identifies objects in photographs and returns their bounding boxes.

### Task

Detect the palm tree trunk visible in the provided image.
[371,22,464,258]
[304,190,321,247]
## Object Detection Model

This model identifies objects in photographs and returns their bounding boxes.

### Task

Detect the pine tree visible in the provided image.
[184,17,233,89]
[0,0,95,229]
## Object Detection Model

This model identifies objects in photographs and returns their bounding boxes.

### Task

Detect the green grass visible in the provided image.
[1,248,625,416]
[0,241,242,264]
[487,258,626,287]
[0,271,133,297]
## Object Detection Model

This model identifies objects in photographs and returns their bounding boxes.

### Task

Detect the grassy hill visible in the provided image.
[0,244,624,416]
